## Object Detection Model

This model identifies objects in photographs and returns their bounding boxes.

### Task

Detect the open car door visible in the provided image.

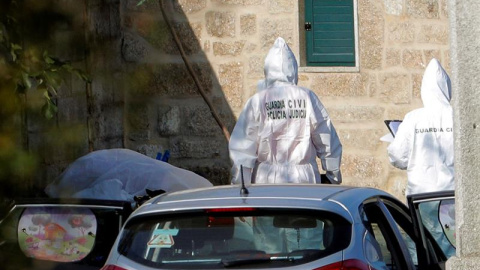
[0,198,132,270]
[407,190,456,269]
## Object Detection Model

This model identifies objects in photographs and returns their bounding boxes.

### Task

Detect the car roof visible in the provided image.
[129,184,396,223]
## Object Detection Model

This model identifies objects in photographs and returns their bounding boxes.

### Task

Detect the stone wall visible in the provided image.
[31,0,450,200]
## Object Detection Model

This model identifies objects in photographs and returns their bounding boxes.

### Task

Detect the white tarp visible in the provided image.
[45,149,213,202]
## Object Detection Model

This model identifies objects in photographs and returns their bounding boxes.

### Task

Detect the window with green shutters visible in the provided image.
[304,0,356,67]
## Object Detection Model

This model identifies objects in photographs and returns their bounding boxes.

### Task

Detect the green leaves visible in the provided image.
[136,0,149,6]
[10,43,21,61]
[41,91,58,119]
[1,17,90,120]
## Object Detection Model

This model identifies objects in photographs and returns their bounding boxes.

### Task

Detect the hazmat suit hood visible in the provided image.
[421,58,452,109]
[264,37,298,88]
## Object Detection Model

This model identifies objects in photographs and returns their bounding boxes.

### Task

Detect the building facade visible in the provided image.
[30,0,450,200]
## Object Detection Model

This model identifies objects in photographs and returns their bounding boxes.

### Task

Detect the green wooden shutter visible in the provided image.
[305,0,355,67]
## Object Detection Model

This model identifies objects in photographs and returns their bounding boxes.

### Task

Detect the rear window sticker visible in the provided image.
[18,207,97,262]
[148,229,179,248]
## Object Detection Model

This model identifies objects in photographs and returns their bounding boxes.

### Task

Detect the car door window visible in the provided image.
[362,201,414,270]
[439,199,455,247]
[418,200,456,258]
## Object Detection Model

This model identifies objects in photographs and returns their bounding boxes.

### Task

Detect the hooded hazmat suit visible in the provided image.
[229,37,342,185]
[388,58,454,196]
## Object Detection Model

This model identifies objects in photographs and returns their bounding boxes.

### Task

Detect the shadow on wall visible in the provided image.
[120,0,237,185]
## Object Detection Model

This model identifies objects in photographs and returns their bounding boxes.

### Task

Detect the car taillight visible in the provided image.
[313,259,372,270]
[100,265,128,270]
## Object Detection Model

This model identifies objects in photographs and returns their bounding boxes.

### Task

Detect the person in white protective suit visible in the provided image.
[388,58,454,195]
[229,37,343,185]
[387,58,455,259]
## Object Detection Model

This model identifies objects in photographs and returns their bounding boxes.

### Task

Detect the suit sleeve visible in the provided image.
[229,97,259,184]
[309,92,343,184]
[387,115,412,170]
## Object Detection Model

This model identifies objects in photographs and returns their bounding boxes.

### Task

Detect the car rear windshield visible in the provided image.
[118,208,351,269]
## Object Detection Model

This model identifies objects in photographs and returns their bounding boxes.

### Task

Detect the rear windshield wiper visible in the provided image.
[221,257,271,267]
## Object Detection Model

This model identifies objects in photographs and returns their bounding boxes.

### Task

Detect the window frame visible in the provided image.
[298,0,360,73]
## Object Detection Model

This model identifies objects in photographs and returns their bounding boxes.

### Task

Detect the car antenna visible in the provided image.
[240,165,249,195]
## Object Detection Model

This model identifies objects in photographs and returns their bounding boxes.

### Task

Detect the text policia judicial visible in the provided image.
[265,99,307,120]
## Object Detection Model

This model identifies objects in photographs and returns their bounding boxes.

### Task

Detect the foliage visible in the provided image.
[0,0,90,206]
[0,0,90,120]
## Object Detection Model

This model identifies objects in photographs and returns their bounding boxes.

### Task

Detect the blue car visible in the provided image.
[101,184,455,270]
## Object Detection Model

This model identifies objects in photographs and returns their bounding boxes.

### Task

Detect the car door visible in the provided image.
[362,197,417,270]
[407,191,456,264]
[0,198,132,270]
[362,194,451,270]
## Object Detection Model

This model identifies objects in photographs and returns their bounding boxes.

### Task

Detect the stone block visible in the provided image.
[341,154,384,179]
[358,0,384,70]
[417,24,449,44]
[219,62,244,109]
[244,42,257,53]
[328,106,385,123]
[93,105,124,139]
[206,11,235,38]
[136,144,165,159]
[268,0,293,13]
[28,128,88,165]
[412,73,423,98]
[440,0,448,19]
[260,19,294,50]
[183,104,222,136]
[158,105,181,136]
[170,137,225,159]
[406,0,439,19]
[186,165,230,185]
[57,95,88,124]
[173,22,203,55]
[174,0,207,14]
[385,172,407,199]
[88,1,121,39]
[339,128,385,151]
[379,73,411,104]
[122,31,148,62]
[92,136,124,150]
[364,73,379,97]
[385,105,422,120]
[311,74,367,97]
[247,55,265,79]
[402,49,425,70]
[386,48,402,68]
[126,103,150,136]
[213,41,246,56]
[148,63,212,97]
[240,14,256,35]
[384,0,403,15]
[387,22,416,44]
[424,50,442,65]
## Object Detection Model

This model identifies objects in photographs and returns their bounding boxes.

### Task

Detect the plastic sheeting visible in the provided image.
[45,149,213,202]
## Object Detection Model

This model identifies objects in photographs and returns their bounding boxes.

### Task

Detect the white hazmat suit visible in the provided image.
[388,58,454,196]
[229,37,342,184]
